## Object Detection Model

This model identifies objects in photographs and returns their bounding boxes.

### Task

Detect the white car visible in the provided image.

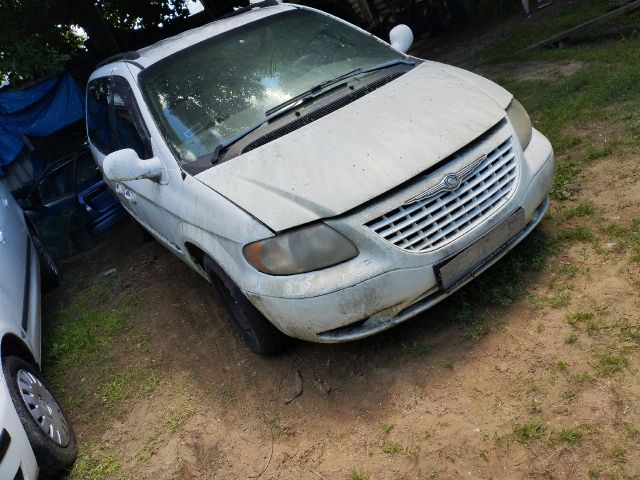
[87,1,554,354]
[0,181,76,479]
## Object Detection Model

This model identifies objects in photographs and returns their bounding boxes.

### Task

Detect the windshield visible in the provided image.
[139,9,403,164]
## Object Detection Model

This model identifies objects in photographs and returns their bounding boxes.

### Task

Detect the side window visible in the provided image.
[39,163,75,204]
[87,77,115,155]
[111,76,152,159]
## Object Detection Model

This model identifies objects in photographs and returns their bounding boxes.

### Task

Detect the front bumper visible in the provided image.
[245,125,555,342]
[0,374,38,480]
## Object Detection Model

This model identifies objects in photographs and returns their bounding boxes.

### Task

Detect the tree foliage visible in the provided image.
[0,0,193,86]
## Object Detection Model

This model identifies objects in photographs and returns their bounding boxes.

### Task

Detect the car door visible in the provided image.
[109,74,181,251]
[0,183,30,333]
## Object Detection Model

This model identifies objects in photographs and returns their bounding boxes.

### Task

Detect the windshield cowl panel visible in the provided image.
[139,9,404,167]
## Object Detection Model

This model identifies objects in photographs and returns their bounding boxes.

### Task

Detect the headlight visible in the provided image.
[243,224,358,275]
[506,98,533,150]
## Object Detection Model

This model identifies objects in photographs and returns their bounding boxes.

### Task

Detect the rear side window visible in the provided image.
[86,78,115,155]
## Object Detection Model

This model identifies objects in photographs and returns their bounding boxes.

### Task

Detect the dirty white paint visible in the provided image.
[87,4,555,342]
[196,60,513,232]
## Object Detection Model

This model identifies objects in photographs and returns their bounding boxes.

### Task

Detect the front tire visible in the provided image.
[2,356,77,477]
[205,258,288,355]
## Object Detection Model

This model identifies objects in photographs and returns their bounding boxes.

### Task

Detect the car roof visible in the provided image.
[92,3,298,76]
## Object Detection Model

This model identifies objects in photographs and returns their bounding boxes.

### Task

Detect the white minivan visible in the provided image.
[87,1,554,354]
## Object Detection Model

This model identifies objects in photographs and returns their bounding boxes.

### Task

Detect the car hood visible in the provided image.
[195,61,512,232]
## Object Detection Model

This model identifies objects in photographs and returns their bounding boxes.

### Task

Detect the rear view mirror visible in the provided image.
[389,24,414,54]
[103,149,167,185]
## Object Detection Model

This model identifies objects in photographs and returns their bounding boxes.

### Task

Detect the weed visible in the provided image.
[566,311,594,326]
[552,160,583,200]
[71,443,120,480]
[514,420,547,445]
[556,263,580,278]
[101,368,161,412]
[555,226,594,245]
[522,377,539,394]
[267,414,294,439]
[402,343,431,357]
[381,423,394,437]
[558,427,583,445]
[625,424,640,441]
[346,467,370,480]
[382,441,402,454]
[565,333,578,344]
[562,201,595,219]
[220,384,237,402]
[562,391,577,401]
[600,220,640,261]
[402,445,418,461]
[423,430,432,440]
[555,360,569,371]
[442,360,454,369]
[594,351,628,376]
[611,444,627,463]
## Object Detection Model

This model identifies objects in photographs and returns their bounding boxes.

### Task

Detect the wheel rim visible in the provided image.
[17,369,70,447]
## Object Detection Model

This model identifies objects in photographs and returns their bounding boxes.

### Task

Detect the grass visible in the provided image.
[40,277,163,421]
[514,420,547,445]
[43,277,136,377]
[402,342,431,357]
[594,351,628,376]
[70,443,120,480]
[346,467,370,480]
[558,427,583,445]
[600,220,640,262]
[565,333,578,344]
[382,441,402,454]
[566,311,594,326]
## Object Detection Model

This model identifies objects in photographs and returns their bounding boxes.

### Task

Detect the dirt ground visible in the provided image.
[45,4,640,480]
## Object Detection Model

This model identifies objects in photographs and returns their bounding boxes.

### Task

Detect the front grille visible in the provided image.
[365,137,518,253]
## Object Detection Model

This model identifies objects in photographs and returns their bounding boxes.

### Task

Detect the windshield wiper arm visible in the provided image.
[202,58,416,165]
[265,58,415,118]
[264,68,360,117]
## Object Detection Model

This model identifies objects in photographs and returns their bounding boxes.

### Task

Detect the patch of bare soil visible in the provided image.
[49,125,640,479]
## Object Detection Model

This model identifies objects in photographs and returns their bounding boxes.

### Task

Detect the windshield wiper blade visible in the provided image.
[264,69,359,118]
[264,58,415,118]
[202,58,416,166]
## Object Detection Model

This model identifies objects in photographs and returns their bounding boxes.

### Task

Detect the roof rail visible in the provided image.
[96,51,141,69]
[218,0,281,20]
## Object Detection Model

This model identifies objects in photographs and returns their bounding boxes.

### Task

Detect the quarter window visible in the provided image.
[86,77,115,155]
[111,77,151,159]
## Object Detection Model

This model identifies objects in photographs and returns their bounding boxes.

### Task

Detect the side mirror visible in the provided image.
[389,24,414,54]
[103,149,167,185]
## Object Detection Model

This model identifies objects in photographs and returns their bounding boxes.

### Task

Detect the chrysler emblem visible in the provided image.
[404,153,488,205]
[443,174,461,190]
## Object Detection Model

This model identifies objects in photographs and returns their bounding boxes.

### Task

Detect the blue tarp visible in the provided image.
[0,75,85,167]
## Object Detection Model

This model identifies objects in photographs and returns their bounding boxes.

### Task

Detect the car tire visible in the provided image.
[2,356,77,478]
[204,257,288,355]
[130,216,154,242]
[32,236,62,291]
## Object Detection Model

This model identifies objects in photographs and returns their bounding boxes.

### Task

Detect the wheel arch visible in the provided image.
[1,333,38,368]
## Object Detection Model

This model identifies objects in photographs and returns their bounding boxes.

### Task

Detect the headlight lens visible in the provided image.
[243,224,358,275]
[506,98,533,150]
